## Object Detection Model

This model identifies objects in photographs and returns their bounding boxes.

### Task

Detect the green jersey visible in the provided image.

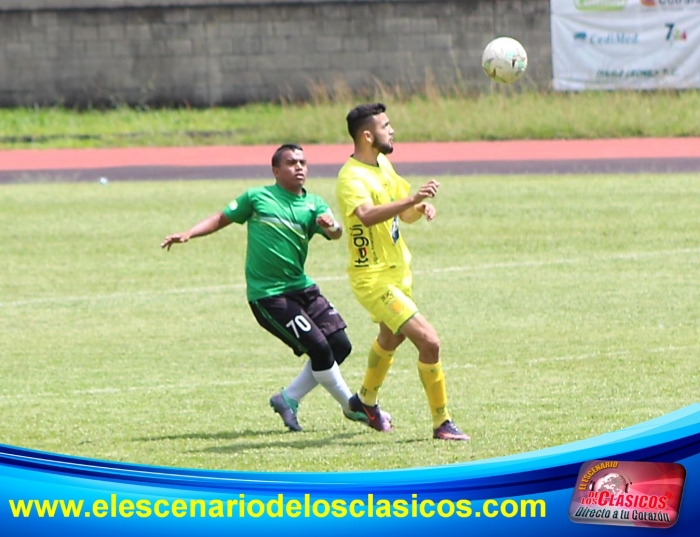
[222,184,334,301]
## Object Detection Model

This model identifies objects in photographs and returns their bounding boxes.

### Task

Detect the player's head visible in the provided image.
[272,144,307,194]
[271,143,304,167]
[346,102,394,155]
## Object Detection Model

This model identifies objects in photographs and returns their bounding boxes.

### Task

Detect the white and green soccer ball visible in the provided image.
[481,37,528,84]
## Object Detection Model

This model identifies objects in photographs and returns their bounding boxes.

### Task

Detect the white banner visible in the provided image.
[551,0,700,90]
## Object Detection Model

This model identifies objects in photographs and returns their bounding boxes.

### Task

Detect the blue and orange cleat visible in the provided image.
[348,393,392,432]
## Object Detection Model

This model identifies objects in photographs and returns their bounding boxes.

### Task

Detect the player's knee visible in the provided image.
[418,333,441,356]
[328,330,352,365]
[394,333,407,346]
[378,329,404,350]
[307,339,335,371]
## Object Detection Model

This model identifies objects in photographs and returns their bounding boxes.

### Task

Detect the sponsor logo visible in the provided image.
[665,22,688,41]
[350,224,370,268]
[573,31,640,45]
[569,460,685,529]
[574,0,627,10]
[641,0,700,8]
[390,215,400,244]
[390,301,404,314]
[379,290,405,315]
[596,67,677,79]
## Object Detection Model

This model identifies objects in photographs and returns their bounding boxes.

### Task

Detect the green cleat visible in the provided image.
[269,391,302,432]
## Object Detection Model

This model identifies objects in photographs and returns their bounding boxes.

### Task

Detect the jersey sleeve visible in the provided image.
[380,154,411,199]
[309,195,334,240]
[397,175,411,199]
[222,191,253,224]
[337,172,372,218]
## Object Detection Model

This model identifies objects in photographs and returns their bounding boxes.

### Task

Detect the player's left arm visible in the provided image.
[316,212,343,240]
[395,172,437,223]
[400,202,436,223]
[313,199,343,240]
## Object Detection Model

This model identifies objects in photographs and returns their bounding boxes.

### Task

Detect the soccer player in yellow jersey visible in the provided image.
[336,103,470,441]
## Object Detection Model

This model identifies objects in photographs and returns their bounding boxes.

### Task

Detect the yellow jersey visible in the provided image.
[336,154,412,280]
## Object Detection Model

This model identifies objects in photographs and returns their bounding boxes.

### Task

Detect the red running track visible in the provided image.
[1,138,700,182]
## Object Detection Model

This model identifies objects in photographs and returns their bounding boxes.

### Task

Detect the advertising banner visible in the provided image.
[551,0,700,90]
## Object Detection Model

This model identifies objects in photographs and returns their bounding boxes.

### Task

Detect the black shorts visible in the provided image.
[249,285,347,356]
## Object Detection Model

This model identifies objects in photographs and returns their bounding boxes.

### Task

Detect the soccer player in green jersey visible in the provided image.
[336,103,470,441]
[162,144,374,432]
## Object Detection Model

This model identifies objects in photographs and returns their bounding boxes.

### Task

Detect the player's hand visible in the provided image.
[316,214,341,236]
[415,202,437,222]
[315,214,335,228]
[414,179,440,202]
[161,233,190,251]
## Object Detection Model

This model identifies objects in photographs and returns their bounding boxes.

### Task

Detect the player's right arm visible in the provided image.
[161,212,232,250]
[354,179,439,227]
[162,191,254,251]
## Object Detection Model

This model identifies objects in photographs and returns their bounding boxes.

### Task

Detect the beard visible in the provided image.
[373,138,394,155]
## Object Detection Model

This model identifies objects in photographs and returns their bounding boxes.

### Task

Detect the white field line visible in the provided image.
[0,372,304,403]
[449,344,700,370]
[0,284,248,308]
[3,247,699,309]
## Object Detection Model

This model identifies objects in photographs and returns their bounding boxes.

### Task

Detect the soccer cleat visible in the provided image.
[348,393,392,432]
[433,420,470,441]
[344,408,393,429]
[343,408,370,425]
[269,392,302,432]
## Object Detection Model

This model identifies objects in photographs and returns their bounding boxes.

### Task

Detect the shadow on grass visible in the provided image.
[134,430,366,452]
[198,432,365,454]
[135,429,291,442]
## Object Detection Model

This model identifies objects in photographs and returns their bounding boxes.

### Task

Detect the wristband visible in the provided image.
[328,221,340,232]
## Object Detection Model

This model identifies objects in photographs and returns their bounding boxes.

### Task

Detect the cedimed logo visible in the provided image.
[350,224,370,268]
[574,0,627,11]
[574,31,640,44]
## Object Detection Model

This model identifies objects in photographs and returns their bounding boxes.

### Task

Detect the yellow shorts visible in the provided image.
[350,272,418,334]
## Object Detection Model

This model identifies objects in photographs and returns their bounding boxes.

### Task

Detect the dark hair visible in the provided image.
[271,143,303,167]
[346,102,386,140]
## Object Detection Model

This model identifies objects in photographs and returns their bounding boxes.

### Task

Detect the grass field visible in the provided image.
[1,174,699,472]
[3,90,700,148]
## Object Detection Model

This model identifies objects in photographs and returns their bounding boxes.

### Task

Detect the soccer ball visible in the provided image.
[481,37,528,84]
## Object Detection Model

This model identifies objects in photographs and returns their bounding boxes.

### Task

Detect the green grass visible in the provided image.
[1,175,698,472]
[3,90,700,149]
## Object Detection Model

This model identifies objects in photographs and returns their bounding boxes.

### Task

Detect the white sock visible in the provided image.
[311,362,352,412]
[284,360,318,403]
